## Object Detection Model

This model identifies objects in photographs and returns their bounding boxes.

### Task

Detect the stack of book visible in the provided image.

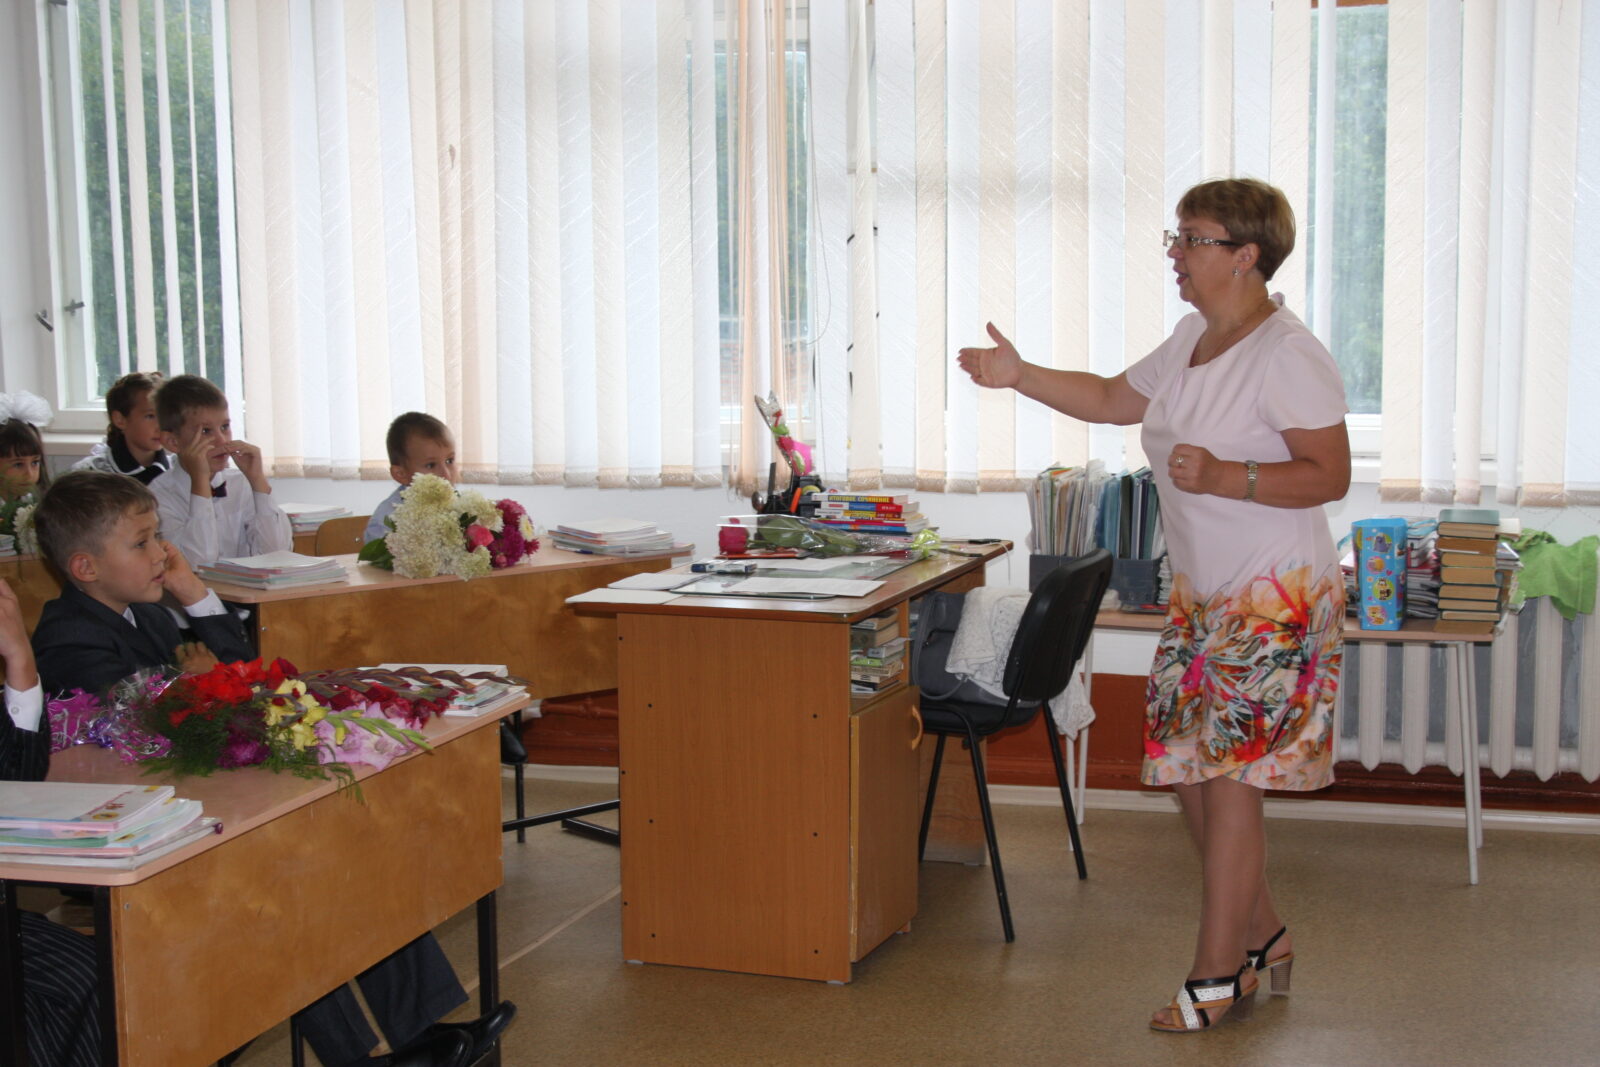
[0,533,14,557]
[551,518,687,556]
[1433,507,1510,634]
[0,782,219,869]
[282,502,354,535]
[849,610,907,693]
[814,492,929,535]
[198,550,350,589]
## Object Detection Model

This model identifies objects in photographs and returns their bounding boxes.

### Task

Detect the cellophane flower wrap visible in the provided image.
[42,659,521,794]
[357,474,537,579]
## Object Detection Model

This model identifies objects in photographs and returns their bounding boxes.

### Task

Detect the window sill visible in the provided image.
[42,431,101,461]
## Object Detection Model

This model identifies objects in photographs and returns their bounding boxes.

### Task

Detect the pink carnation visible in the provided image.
[488,499,531,568]
[465,523,494,549]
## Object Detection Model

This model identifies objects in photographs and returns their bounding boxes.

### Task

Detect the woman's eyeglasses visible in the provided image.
[1163,230,1240,250]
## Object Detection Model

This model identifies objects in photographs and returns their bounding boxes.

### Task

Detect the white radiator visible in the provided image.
[1335,596,1600,783]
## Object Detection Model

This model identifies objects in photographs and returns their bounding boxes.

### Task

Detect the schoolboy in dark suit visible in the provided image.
[31,472,255,695]
[0,577,102,1067]
[26,472,511,1067]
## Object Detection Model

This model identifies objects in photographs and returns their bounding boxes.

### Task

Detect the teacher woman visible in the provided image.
[958,178,1349,1033]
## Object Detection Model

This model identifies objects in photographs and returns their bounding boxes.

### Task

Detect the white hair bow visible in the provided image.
[0,390,53,428]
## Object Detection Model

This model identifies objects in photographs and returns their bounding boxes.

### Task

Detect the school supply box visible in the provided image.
[1352,516,1408,630]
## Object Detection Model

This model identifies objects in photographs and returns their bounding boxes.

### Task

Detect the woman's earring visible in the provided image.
[1232,268,1240,276]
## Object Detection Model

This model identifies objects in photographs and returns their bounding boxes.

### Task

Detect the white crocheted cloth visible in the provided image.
[944,585,1095,736]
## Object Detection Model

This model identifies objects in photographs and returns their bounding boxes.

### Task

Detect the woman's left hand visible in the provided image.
[1167,443,1220,495]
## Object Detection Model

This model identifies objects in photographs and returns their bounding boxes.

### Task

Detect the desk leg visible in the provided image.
[1450,645,1482,885]
[94,886,119,1066]
[1,879,27,1067]
[476,892,501,1066]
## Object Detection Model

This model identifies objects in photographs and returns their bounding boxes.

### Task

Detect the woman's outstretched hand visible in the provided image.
[957,322,1023,390]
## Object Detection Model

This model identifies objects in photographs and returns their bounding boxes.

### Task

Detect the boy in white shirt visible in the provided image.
[363,413,458,544]
[147,375,292,567]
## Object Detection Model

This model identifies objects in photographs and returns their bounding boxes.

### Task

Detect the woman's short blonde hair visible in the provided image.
[1176,178,1296,281]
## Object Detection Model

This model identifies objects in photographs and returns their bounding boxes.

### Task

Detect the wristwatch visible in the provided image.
[1244,460,1259,502]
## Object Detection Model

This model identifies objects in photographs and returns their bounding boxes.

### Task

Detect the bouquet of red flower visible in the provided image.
[47,658,502,792]
[486,498,538,568]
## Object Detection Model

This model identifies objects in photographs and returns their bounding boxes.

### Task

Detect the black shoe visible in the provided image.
[365,1029,472,1067]
[426,1000,517,1062]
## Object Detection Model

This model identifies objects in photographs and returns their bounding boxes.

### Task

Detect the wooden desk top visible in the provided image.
[0,697,527,887]
[203,545,685,604]
[1094,608,1499,644]
[571,543,1011,625]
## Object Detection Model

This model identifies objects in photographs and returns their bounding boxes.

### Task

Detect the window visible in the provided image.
[714,37,815,447]
[1307,1,1388,418]
[42,0,237,417]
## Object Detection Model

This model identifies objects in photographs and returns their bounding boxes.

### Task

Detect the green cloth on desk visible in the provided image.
[1511,531,1598,620]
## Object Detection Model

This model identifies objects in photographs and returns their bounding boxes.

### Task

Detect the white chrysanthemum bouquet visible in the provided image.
[357,474,536,579]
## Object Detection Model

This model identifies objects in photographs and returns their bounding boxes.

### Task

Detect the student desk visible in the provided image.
[0,698,527,1066]
[1086,611,1496,884]
[572,545,1005,983]
[184,548,679,698]
[4,548,677,698]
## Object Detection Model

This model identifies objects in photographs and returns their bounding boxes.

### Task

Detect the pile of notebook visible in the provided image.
[198,550,350,589]
[550,518,686,556]
[813,491,929,535]
[0,782,219,869]
[282,502,354,534]
[849,609,907,693]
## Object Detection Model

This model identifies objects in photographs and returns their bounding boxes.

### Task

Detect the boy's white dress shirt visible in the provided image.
[363,485,405,545]
[148,466,293,567]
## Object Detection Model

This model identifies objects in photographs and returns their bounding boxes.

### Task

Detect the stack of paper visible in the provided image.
[551,518,687,556]
[0,533,14,557]
[0,782,218,868]
[281,502,354,534]
[198,550,350,589]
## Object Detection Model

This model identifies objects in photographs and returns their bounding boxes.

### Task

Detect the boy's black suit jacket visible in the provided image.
[5,588,251,782]
[32,584,256,708]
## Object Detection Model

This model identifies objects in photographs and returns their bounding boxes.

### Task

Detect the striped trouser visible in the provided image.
[19,911,100,1067]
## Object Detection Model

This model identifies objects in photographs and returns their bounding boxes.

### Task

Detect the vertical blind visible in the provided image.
[1377,0,1600,507]
[210,0,1597,502]
[228,0,750,486]
[49,0,240,406]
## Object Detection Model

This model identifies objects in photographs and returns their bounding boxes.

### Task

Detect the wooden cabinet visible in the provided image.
[602,549,1002,982]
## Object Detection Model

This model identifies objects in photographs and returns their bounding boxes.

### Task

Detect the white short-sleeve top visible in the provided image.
[1125,297,1348,597]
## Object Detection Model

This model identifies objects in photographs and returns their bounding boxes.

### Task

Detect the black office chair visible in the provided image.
[500,709,619,845]
[916,548,1113,942]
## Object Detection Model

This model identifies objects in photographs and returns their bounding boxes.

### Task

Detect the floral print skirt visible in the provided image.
[1141,564,1345,791]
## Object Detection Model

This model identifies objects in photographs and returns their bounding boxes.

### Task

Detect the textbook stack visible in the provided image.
[849,609,907,693]
[1433,507,1512,634]
[198,550,349,590]
[0,782,219,869]
[814,492,929,535]
[282,502,354,535]
[551,518,687,556]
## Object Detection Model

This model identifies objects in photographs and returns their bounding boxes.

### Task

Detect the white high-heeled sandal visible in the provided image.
[1246,926,1294,996]
[1150,963,1257,1033]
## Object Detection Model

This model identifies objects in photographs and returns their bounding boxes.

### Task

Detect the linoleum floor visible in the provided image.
[236,775,1600,1067]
